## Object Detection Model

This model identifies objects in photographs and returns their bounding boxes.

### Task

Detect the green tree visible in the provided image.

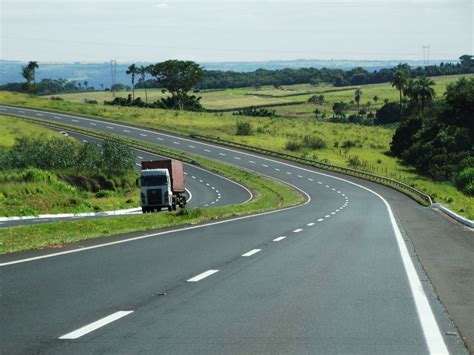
[148,60,204,110]
[373,95,379,103]
[354,88,362,110]
[391,70,407,119]
[126,64,138,100]
[138,65,149,103]
[416,76,436,114]
[21,61,39,94]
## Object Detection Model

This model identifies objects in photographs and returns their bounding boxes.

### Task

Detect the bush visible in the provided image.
[454,168,474,195]
[303,135,326,149]
[234,107,275,117]
[235,121,252,136]
[285,141,303,151]
[84,99,98,104]
[376,102,401,125]
[347,156,363,168]
[342,140,356,149]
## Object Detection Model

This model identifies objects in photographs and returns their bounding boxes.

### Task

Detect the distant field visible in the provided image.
[2,88,472,219]
[50,74,474,114]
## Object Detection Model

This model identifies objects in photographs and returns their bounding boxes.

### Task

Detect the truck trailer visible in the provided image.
[139,159,186,213]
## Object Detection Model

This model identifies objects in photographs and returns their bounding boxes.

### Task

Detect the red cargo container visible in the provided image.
[141,159,185,193]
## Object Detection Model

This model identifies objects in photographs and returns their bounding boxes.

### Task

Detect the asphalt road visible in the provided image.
[0,105,471,354]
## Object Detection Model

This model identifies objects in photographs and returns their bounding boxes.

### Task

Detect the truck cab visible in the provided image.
[140,169,172,212]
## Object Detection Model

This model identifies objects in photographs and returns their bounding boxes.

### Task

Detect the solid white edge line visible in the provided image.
[241,249,261,257]
[273,236,286,242]
[185,188,193,203]
[187,269,219,282]
[3,106,447,353]
[59,311,133,339]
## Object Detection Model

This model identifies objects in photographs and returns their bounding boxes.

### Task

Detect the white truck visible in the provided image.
[139,159,186,213]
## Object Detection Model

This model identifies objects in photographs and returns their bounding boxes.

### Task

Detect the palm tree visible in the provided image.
[21,66,33,92]
[416,76,436,114]
[138,65,149,103]
[26,61,39,93]
[126,64,138,100]
[354,88,362,110]
[403,78,418,104]
[391,70,407,118]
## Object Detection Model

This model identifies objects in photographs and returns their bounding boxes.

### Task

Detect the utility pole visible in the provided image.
[422,45,430,67]
[110,59,117,97]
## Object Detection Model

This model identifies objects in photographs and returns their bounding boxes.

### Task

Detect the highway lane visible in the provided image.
[0,105,468,354]
[0,130,252,228]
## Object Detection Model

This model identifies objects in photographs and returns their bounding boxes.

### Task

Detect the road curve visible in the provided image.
[0,105,469,354]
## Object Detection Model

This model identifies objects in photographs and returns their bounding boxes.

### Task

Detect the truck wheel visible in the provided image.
[172,204,177,211]
[142,207,148,214]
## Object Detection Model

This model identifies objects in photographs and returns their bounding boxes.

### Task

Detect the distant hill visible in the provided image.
[0,59,457,88]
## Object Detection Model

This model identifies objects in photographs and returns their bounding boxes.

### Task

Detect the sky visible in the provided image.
[1,0,472,63]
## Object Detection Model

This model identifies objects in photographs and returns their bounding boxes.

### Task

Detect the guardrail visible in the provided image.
[189,134,434,206]
[12,114,433,206]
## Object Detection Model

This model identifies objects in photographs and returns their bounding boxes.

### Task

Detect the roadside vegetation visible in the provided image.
[0,115,139,216]
[0,133,304,254]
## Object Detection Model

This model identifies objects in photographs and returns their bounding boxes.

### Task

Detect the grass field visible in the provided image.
[1,74,472,219]
[50,74,474,115]
[0,115,139,216]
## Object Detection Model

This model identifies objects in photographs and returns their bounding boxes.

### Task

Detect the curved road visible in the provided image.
[0,105,470,354]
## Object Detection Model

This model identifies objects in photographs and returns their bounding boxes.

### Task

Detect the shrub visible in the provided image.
[375,102,401,125]
[234,107,275,117]
[342,140,356,149]
[235,121,253,136]
[285,141,303,151]
[303,135,326,149]
[454,168,474,195]
[84,99,98,104]
[347,156,362,168]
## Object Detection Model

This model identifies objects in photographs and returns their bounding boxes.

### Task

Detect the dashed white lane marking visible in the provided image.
[36,113,44,116]
[318,181,322,184]
[89,122,96,126]
[242,249,261,257]
[137,156,143,160]
[184,172,188,175]
[308,178,314,181]
[206,183,210,186]
[337,191,341,194]
[19,110,25,113]
[187,270,219,282]
[219,152,226,156]
[173,141,180,145]
[325,215,330,218]
[262,164,269,167]
[249,160,256,164]
[82,140,88,143]
[306,222,315,226]
[53,116,62,119]
[326,185,330,188]
[156,137,163,141]
[293,228,303,233]
[59,311,133,340]
[72,119,79,122]
[199,179,203,183]
[286,171,292,175]
[204,149,211,152]
[191,176,196,179]
[123,129,131,133]
[273,236,286,242]
[189,145,195,148]
[106,126,114,129]
[234,157,241,160]
[211,186,215,190]
[342,193,346,197]
[135,163,141,167]
[332,188,336,191]
[297,175,303,178]
[140,133,147,137]
[331,212,336,215]
[317,218,324,222]
[274,168,280,171]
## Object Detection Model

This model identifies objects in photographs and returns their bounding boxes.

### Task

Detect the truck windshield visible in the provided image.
[141,176,167,186]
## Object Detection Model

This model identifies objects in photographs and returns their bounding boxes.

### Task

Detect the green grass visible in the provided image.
[0,114,63,149]
[0,115,139,216]
[0,144,303,254]
[1,74,472,219]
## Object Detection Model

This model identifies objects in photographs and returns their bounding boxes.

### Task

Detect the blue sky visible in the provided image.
[1,0,472,62]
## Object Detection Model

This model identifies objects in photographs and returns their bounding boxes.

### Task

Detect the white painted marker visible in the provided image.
[187,269,219,282]
[242,249,261,257]
[293,228,303,233]
[306,222,315,226]
[273,236,286,242]
[317,218,324,222]
[59,311,133,339]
